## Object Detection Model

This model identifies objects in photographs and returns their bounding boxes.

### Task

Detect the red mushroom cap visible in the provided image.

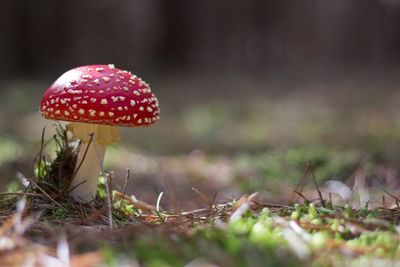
[40,64,160,127]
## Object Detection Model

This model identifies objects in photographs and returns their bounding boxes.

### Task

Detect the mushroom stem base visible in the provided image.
[69,141,105,202]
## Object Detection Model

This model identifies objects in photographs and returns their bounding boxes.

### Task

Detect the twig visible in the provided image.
[181,207,210,216]
[207,191,219,216]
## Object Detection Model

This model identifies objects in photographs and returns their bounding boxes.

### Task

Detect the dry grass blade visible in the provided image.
[118,168,130,211]
[36,126,46,181]
[17,172,63,208]
[192,187,210,205]
[70,134,93,184]
[310,163,326,207]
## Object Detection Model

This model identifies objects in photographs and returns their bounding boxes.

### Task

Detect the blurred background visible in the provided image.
[1,0,400,208]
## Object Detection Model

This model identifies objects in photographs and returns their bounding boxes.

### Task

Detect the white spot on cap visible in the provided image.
[101,99,108,105]
[108,64,115,69]
[147,107,153,112]
[79,109,85,114]
[130,100,136,106]
[133,114,138,119]
[118,107,123,111]
[139,106,144,112]
[72,104,77,108]
[94,79,100,85]
[55,110,60,115]
[68,89,83,94]
[137,119,142,124]
[96,67,104,72]
[99,111,105,116]
[134,91,140,96]
[109,112,114,117]
[89,110,96,116]
[102,77,110,82]
[119,96,125,101]
[64,111,70,116]
[82,100,88,104]
[90,98,97,103]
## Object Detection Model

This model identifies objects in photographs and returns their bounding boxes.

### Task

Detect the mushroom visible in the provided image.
[39,64,160,202]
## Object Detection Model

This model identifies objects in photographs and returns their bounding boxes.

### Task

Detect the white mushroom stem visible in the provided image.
[70,142,105,202]
[67,122,121,202]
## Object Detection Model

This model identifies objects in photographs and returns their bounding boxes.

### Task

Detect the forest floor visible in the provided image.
[1,74,400,266]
